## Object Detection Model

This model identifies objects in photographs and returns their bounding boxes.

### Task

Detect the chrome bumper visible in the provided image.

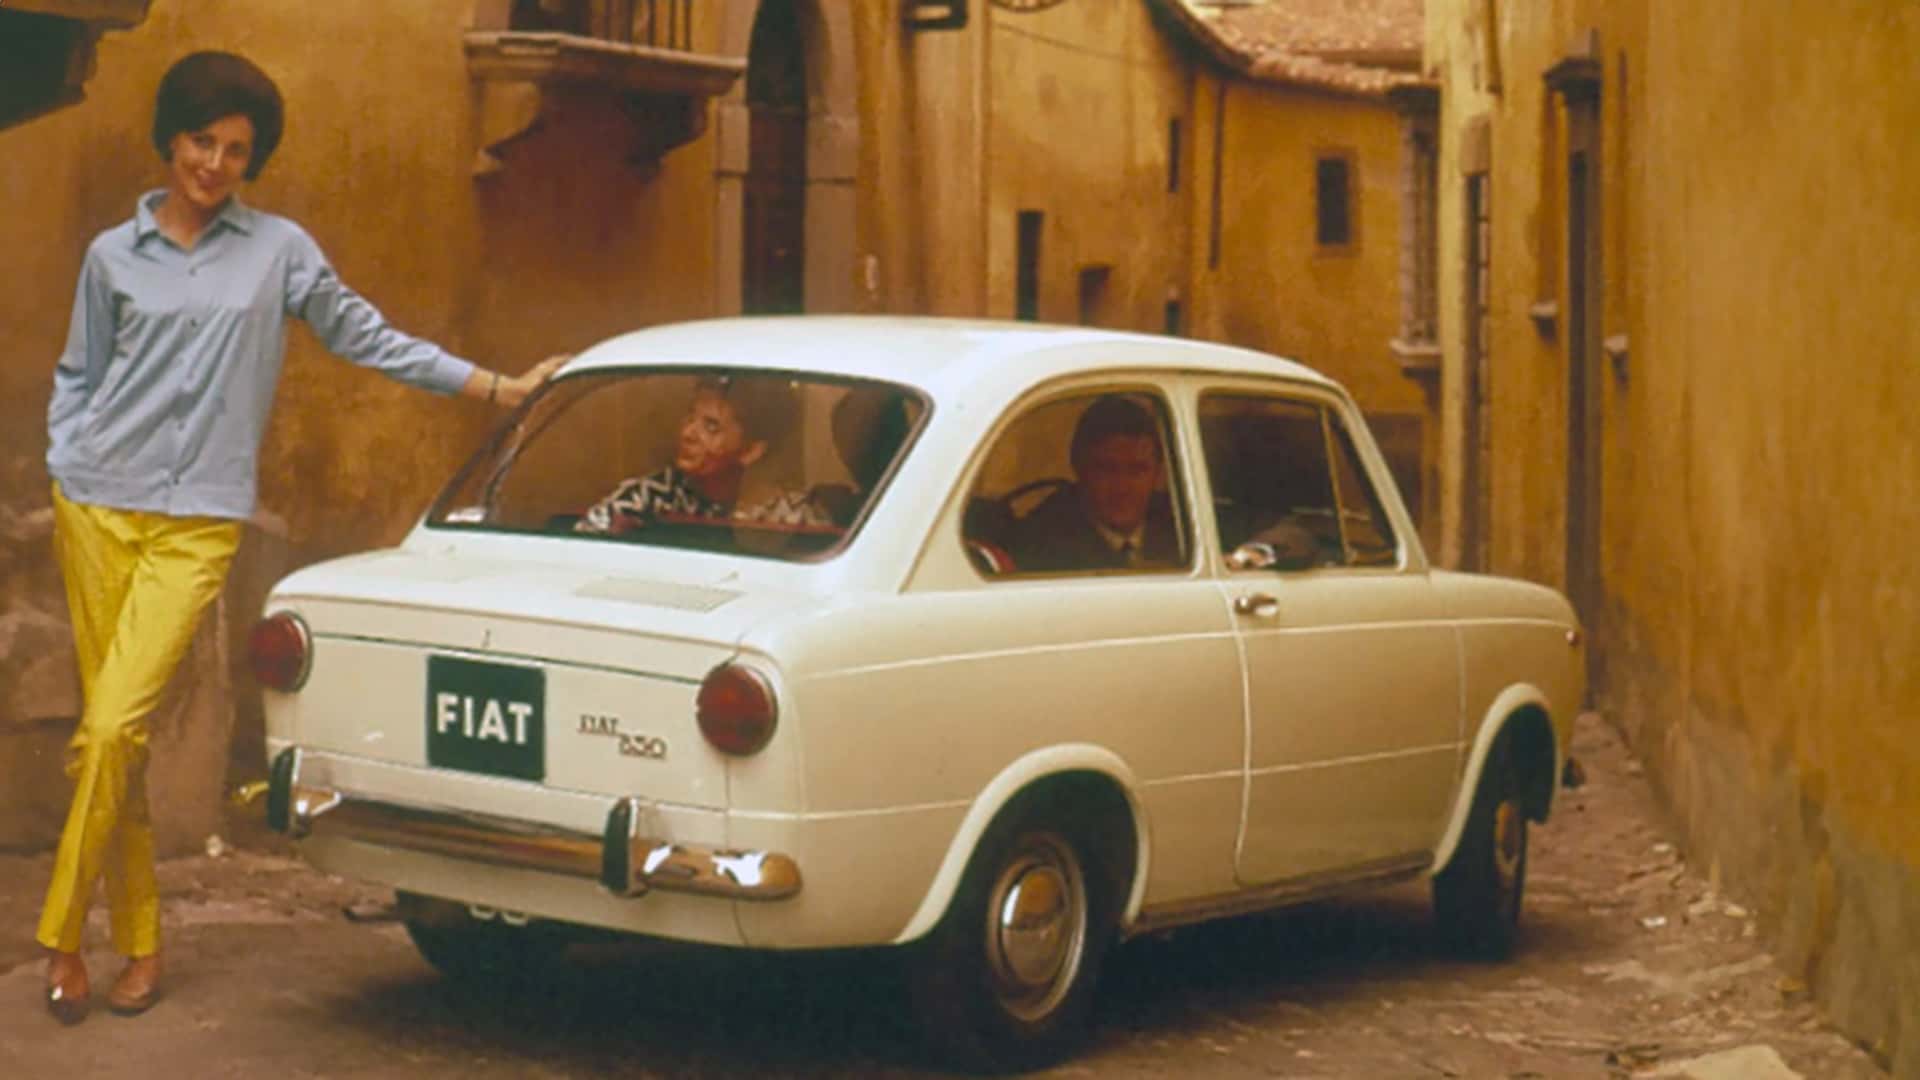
[263,748,800,902]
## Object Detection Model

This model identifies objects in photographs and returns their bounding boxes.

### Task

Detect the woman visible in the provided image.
[38,50,566,1023]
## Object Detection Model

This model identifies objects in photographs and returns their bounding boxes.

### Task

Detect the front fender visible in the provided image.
[889,743,1150,944]
[1428,683,1563,874]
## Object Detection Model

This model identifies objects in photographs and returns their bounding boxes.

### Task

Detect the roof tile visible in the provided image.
[1167,0,1426,96]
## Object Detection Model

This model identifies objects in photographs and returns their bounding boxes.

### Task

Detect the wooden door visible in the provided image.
[744,1,807,315]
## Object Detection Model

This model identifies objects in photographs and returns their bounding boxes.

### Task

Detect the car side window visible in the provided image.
[1327,411,1399,567]
[1198,392,1398,571]
[962,390,1191,578]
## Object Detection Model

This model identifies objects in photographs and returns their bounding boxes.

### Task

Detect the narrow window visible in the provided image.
[1208,83,1227,269]
[1163,299,1184,337]
[1315,154,1353,247]
[1167,117,1182,193]
[1077,265,1111,327]
[1462,171,1493,570]
[1408,130,1438,340]
[1015,211,1043,321]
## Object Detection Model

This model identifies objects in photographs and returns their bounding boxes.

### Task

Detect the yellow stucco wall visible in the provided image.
[1428,1,1920,1067]
[850,4,989,316]
[981,1,1189,330]
[1188,76,1418,415]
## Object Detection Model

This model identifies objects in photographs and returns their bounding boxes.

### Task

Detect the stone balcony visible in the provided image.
[0,0,153,130]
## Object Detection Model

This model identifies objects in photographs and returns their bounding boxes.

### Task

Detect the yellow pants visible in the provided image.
[37,484,240,957]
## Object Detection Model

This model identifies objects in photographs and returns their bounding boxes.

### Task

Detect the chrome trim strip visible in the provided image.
[280,781,800,901]
[286,783,605,877]
[1125,853,1431,938]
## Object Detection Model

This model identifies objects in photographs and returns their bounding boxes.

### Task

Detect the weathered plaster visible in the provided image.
[1428,0,1920,1065]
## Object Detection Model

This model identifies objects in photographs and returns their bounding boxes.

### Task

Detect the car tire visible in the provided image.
[1432,734,1529,959]
[909,809,1113,1073]
[398,892,567,982]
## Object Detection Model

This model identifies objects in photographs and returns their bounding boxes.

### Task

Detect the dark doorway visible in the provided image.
[1015,210,1043,321]
[1565,120,1604,695]
[744,1,807,315]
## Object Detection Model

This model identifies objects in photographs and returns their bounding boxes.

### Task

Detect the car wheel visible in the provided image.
[910,813,1113,1073]
[398,892,567,982]
[1432,735,1528,959]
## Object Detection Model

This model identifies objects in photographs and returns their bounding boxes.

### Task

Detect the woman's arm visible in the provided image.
[285,223,568,407]
[457,353,570,409]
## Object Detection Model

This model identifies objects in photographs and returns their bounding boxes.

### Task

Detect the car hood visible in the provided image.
[267,548,813,681]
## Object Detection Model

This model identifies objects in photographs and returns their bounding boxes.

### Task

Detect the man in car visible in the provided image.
[1005,394,1182,573]
[576,376,829,534]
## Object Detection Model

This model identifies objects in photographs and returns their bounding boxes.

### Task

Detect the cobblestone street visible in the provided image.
[0,713,1887,1078]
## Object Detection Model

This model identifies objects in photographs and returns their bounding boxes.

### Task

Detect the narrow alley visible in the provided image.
[0,712,1885,1078]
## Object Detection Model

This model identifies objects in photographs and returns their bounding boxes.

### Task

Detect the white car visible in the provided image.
[249,317,1583,1070]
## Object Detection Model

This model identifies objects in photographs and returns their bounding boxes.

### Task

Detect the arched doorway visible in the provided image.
[743,1,807,314]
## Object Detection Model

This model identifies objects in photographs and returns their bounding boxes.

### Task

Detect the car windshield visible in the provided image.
[428,369,926,561]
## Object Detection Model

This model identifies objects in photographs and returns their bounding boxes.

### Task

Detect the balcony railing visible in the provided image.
[464,0,743,175]
[0,0,154,130]
[584,0,693,52]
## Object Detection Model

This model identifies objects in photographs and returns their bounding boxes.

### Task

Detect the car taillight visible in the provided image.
[697,662,777,756]
[248,611,311,692]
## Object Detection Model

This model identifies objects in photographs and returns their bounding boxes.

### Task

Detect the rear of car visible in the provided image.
[256,554,796,945]
[251,364,927,945]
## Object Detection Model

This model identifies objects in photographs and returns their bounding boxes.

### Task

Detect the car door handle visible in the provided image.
[1232,592,1279,617]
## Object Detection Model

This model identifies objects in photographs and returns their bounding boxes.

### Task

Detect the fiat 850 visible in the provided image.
[249,317,1583,1070]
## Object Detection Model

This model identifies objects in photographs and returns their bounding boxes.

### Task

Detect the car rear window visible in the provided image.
[428,369,926,561]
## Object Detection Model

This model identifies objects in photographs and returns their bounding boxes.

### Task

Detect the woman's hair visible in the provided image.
[152,51,284,180]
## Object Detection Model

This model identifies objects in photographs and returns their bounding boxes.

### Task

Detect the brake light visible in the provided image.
[697,662,777,756]
[248,611,312,691]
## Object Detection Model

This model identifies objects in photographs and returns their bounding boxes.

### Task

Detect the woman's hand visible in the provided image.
[470,353,571,409]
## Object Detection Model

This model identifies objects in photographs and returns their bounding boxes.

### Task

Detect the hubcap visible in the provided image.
[984,834,1088,1021]
[1492,798,1525,896]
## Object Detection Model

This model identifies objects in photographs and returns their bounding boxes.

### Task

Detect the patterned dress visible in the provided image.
[576,467,837,535]
[575,467,722,534]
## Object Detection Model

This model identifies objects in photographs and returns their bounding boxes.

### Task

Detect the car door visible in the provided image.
[1195,386,1462,886]
[947,384,1248,906]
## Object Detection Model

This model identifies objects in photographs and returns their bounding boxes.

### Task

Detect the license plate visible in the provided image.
[426,655,545,781]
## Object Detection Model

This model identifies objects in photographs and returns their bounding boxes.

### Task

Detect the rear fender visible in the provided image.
[889,744,1149,944]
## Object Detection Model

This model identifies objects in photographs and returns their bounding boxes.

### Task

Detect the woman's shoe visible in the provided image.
[44,950,90,1025]
[106,955,161,1016]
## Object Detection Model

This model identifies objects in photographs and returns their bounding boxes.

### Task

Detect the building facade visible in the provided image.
[1422,1,1920,1069]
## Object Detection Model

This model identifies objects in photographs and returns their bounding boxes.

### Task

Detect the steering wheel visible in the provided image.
[1002,477,1070,519]
[965,539,1015,576]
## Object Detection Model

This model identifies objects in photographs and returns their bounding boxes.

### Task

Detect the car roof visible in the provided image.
[563,316,1335,398]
